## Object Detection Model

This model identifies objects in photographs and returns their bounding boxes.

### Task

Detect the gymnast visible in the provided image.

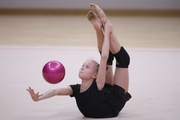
[27,3,131,118]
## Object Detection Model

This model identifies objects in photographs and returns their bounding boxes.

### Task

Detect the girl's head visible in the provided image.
[78,59,99,80]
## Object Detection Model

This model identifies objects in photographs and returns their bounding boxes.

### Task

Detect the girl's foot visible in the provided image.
[87,10,102,31]
[90,3,108,26]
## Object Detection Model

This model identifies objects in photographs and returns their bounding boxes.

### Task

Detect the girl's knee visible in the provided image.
[114,47,130,68]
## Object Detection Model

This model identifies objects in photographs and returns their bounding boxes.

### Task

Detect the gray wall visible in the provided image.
[0,0,180,9]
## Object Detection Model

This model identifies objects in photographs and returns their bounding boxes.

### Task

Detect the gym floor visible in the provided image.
[0,14,180,120]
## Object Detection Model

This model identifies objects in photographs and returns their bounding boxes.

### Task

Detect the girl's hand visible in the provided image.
[26,87,43,102]
[104,20,113,35]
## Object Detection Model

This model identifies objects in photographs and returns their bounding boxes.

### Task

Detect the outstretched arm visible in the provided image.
[96,21,113,90]
[26,86,73,102]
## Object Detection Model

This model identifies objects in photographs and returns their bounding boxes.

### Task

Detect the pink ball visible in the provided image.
[42,61,65,84]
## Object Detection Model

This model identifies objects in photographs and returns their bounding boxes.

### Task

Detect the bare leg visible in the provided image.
[87,11,113,85]
[87,10,103,51]
[90,3,120,53]
[90,3,107,26]
[110,30,129,92]
[110,34,129,92]
[90,3,129,92]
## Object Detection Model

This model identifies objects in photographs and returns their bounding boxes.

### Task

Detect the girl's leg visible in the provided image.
[86,10,103,51]
[90,3,130,92]
[90,3,120,53]
[87,11,114,85]
[90,3,107,26]
[110,33,130,92]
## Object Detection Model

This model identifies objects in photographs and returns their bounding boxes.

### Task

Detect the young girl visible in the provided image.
[27,3,131,118]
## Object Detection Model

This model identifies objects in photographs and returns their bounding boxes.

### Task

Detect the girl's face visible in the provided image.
[78,60,98,80]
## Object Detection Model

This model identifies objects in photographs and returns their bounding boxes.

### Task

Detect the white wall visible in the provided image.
[0,0,180,9]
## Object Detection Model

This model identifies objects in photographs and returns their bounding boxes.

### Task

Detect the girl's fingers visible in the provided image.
[26,87,36,95]
[29,87,32,90]
[27,87,32,92]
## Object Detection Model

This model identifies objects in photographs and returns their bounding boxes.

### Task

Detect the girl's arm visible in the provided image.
[96,21,113,90]
[26,86,73,102]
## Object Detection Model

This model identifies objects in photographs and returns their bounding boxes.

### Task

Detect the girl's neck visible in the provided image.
[80,79,94,93]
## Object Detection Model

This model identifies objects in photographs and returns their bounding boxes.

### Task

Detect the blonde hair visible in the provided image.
[89,59,108,73]
[90,59,100,73]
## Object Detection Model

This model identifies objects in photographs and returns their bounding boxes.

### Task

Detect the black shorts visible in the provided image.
[102,84,131,114]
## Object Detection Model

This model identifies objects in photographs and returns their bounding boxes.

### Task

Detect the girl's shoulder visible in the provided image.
[70,84,81,97]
